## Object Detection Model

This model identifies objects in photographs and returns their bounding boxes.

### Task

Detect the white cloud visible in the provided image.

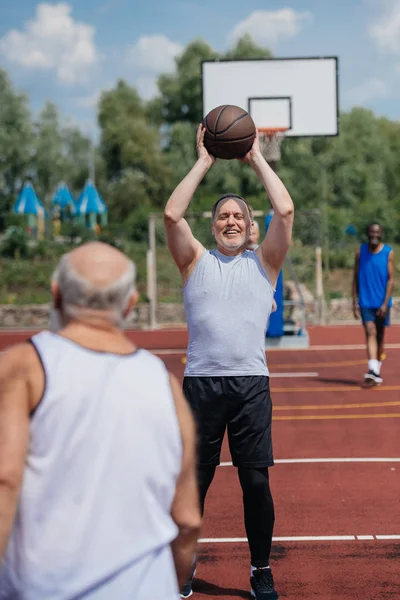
[369,0,400,53]
[126,35,183,73]
[0,3,98,84]
[228,8,312,46]
[135,76,159,100]
[74,90,102,108]
[346,78,389,105]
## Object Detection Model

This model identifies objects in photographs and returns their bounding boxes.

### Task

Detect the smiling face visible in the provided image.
[211,198,252,255]
[367,224,383,250]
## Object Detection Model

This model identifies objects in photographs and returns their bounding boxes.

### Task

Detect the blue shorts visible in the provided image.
[360,307,391,327]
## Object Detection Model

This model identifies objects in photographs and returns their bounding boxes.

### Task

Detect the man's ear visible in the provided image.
[51,281,62,309]
[124,291,139,317]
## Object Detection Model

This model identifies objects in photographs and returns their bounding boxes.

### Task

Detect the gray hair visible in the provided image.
[52,254,136,324]
[211,193,252,221]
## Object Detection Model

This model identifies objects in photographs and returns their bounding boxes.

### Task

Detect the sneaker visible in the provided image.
[180,568,196,598]
[250,567,279,599]
[180,584,193,599]
[364,370,383,385]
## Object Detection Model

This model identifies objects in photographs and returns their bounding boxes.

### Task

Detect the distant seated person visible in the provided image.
[247,220,260,251]
[248,219,277,313]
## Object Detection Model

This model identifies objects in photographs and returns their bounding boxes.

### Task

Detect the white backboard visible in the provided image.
[202,57,339,137]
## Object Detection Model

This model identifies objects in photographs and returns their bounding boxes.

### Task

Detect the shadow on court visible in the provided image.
[194,578,250,598]
[317,377,362,387]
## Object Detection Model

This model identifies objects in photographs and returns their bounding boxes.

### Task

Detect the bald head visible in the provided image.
[68,242,132,289]
[52,242,136,326]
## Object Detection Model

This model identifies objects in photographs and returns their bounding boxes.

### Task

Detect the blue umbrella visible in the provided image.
[75,180,107,215]
[53,182,76,213]
[13,182,44,215]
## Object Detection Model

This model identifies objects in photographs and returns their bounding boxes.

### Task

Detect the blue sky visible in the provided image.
[1,0,399,137]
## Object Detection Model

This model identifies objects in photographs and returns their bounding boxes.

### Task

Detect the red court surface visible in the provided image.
[1,325,400,599]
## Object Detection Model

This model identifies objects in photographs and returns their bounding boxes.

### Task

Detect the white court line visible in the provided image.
[199,535,400,543]
[150,344,400,356]
[295,344,400,352]
[150,344,400,354]
[219,457,400,467]
[270,372,318,378]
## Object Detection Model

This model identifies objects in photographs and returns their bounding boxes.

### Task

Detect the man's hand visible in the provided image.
[377,303,388,318]
[196,125,216,169]
[237,130,263,164]
[353,300,359,320]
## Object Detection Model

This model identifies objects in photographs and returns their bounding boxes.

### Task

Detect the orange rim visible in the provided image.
[258,127,289,137]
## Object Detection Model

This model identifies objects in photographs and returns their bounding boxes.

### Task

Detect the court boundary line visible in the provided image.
[152,344,400,354]
[275,401,400,410]
[274,413,400,420]
[271,372,319,378]
[199,534,400,543]
[219,457,400,466]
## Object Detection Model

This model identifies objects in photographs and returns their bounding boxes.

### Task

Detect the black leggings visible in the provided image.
[198,465,275,567]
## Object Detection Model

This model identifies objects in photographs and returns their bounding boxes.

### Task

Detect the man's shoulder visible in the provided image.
[357,243,369,258]
[0,341,41,382]
[134,348,171,374]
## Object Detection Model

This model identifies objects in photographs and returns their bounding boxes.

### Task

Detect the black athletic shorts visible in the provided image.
[183,375,274,468]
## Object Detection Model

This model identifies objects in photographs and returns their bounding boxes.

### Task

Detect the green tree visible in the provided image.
[32,102,65,204]
[164,122,197,187]
[98,80,171,237]
[61,125,95,194]
[152,36,273,127]
[224,34,273,60]
[0,69,33,226]
[151,39,218,125]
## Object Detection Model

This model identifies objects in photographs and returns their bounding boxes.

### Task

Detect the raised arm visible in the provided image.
[164,126,215,280]
[241,133,294,287]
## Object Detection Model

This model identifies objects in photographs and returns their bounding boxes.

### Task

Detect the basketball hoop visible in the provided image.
[258,128,288,164]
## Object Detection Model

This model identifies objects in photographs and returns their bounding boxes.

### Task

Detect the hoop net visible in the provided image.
[258,127,288,163]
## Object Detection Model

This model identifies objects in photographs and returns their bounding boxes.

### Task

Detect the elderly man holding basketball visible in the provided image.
[164,120,294,599]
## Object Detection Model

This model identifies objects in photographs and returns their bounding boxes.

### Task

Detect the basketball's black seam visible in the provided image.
[213,105,229,139]
[216,112,250,135]
[212,133,255,143]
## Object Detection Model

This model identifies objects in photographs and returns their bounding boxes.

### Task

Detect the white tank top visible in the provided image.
[183,249,274,377]
[0,332,182,600]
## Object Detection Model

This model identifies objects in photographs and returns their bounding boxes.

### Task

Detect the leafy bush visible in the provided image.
[0,226,29,258]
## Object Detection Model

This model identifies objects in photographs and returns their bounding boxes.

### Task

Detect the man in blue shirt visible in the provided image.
[352,223,395,385]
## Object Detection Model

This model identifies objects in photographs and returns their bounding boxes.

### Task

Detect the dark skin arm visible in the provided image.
[377,250,395,317]
[352,249,360,320]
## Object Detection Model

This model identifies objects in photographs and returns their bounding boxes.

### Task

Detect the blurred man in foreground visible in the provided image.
[0,241,201,599]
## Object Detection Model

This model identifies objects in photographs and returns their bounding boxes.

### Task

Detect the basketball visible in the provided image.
[202,105,256,160]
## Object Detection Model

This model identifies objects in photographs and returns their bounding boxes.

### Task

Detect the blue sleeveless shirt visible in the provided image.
[183,249,275,377]
[357,243,392,308]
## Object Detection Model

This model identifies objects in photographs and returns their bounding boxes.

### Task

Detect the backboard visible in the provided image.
[201,57,339,137]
